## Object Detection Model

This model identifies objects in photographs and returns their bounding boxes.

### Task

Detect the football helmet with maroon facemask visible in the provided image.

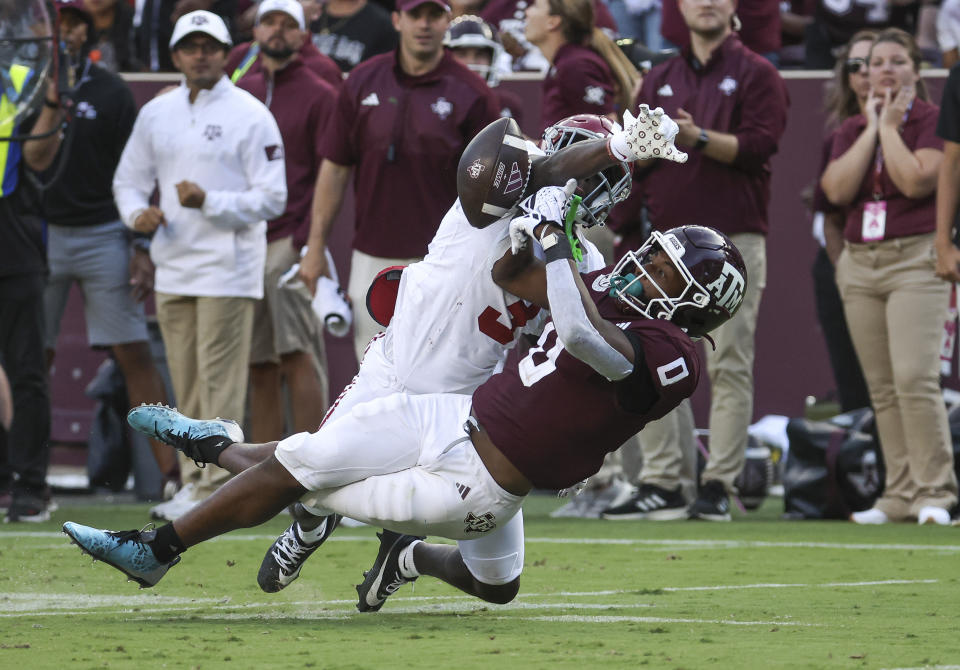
[608,225,747,338]
[541,114,632,227]
[444,15,504,87]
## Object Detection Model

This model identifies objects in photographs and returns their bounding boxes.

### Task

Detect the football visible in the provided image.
[457,117,531,229]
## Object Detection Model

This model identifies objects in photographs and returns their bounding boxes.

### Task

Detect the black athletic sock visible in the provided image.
[148,523,187,563]
[198,436,235,466]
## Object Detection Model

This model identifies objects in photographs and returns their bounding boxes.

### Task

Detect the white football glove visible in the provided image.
[509,213,542,255]
[517,181,576,224]
[608,104,688,164]
[511,180,578,254]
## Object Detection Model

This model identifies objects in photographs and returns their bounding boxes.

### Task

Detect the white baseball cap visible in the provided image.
[256,0,305,30]
[169,10,233,50]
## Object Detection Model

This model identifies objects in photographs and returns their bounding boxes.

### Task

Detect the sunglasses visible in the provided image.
[844,57,867,74]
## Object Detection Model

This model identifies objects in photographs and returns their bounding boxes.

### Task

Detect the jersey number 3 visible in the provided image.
[478,301,541,345]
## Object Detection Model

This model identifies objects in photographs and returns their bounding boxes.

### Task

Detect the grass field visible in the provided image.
[2,493,958,670]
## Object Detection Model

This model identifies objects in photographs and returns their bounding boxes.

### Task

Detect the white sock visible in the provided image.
[298,516,330,544]
[398,540,422,579]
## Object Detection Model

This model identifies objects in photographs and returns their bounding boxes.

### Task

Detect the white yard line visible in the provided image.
[0,579,936,619]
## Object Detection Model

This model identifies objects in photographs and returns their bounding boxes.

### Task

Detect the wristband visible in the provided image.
[543,232,574,262]
[607,136,631,163]
[695,128,709,150]
[44,99,60,109]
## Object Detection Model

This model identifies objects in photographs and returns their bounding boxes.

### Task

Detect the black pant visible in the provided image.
[812,248,871,413]
[0,272,50,493]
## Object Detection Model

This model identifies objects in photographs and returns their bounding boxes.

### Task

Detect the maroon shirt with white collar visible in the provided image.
[829,98,942,243]
[611,35,788,251]
[538,42,616,136]
[321,50,499,258]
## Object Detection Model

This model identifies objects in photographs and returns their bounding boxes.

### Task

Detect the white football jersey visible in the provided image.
[389,198,606,395]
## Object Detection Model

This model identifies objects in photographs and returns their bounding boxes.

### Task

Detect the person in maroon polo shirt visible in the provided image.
[525,0,640,136]
[223,6,343,89]
[660,0,781,66]
[821,28,956,526]
[602,0,788,522]
[296,0,500,362]
[234,0,337,445]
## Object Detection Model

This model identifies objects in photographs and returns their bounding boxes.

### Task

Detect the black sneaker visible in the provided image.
[257,506,341,593]
[5,489,51,523]
[688,480,731,521]
[356,530,423,612]
[602,483,687,521]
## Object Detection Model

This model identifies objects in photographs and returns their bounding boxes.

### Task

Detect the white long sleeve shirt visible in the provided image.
[113,76,286,298]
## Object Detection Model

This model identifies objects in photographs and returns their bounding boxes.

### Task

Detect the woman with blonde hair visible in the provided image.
[820,28,958,525]
[525,0,638,135]
[808,30,877,415]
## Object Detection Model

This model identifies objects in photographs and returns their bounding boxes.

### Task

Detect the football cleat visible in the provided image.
[127,403,244,466]
[258,508,342,593]
[62,522,180,588]
[356,530,423,612]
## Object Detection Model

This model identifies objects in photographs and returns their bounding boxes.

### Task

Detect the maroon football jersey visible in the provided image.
[472,269,701,490]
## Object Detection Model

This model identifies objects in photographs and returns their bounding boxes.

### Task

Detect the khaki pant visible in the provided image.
[155,293,255,497]
[836,233,958,519]
[637,399,698,501]
[640,232,767,494]
[346,249,422,362]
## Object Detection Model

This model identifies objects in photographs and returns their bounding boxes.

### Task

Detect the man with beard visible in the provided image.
[234,0,336,445]
[112,10,287,520]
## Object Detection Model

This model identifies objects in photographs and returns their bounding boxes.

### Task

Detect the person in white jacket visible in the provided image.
[112,10,287,520]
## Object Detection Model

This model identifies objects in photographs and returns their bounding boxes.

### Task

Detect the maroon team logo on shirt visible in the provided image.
[464,511,496,533]
[264,144,284,161]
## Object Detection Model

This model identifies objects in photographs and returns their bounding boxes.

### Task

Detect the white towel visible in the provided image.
[278,247,353,338]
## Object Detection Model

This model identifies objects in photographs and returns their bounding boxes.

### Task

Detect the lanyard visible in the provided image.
[872,99,913,201]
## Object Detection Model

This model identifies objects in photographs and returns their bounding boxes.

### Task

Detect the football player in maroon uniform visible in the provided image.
[62,208,746,610]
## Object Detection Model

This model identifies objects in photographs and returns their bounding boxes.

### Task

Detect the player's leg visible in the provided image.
[414,510,524,604]
[63,452,306,587]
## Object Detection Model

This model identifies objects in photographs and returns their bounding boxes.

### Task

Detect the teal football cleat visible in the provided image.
[63,522,180,588]
[127,403,244,466]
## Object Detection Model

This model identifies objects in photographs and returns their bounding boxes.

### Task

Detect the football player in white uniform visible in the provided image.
[121,107,688,597]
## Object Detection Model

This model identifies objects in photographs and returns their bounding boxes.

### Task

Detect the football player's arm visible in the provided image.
[526,139,614,192]
[492,238,549,309]
[545,248,635,380]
